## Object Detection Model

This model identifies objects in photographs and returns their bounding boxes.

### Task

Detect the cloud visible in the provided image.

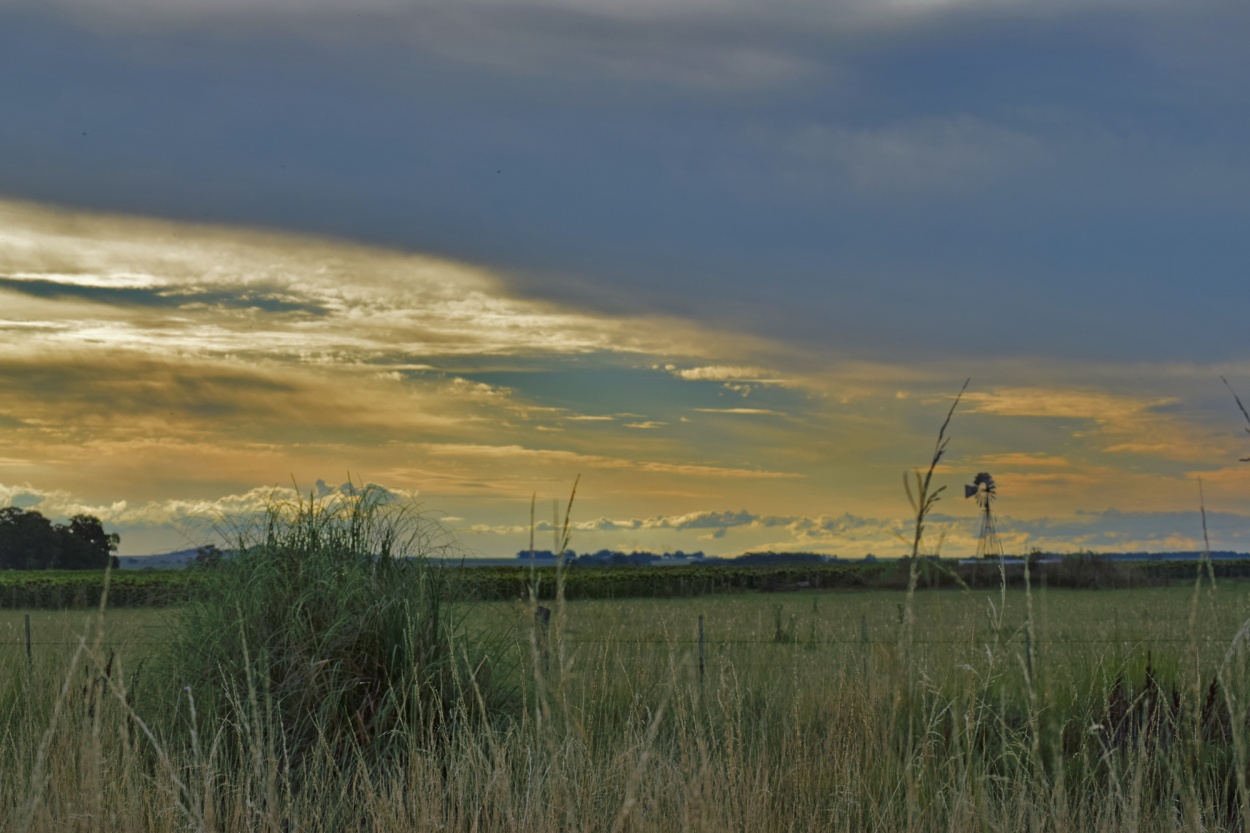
[5,0,1182,36]
[460,508,764,536]
[0,353,298,424]
[0,198,745,365]
[0,479,419,531]
[653,509,759,530]
[666,363,814,404]
[13,470,1249,557]
[463,500,1250,556]
[972,452,1073,470]
[1,0,825,92]
[428,11,820,92]
[1,0,1200,106]
[459,507,935,559]
[0,200,831,534]
[0,274,328,315]
[774,116,1048,194]
[959,385,1231,463]
[0,349,593,472]
[999,508,1250,552]
[963,387,1177,422]
[670,365,778,382]
[418,443,798,480]
[694,408,783,416]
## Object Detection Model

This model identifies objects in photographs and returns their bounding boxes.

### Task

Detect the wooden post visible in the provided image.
[860,614,869,680]
[24,614,32,668]
[535,605,552,674]
[698,614,705,686]
[1025,629,1034,681]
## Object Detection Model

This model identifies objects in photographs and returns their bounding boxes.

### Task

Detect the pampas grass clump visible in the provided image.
[160,484,513,775]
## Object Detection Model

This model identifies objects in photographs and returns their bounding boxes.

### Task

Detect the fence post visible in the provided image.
[698,614,705,686]
[860,614,869,680]
[24,613,32,669]
[535,605,552,674]
[1025,629,1034,681]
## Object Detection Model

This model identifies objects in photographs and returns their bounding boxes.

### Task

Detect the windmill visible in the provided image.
[965,472,1003,559]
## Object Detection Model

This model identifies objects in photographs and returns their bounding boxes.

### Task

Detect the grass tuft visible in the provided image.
[157,482,516,777]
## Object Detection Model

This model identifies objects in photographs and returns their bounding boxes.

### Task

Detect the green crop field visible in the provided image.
[6,580,1250,832]
[0,570,196,609]
[6,555,1248,611]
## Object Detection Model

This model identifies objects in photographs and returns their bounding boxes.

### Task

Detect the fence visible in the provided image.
[4,610,1239,683]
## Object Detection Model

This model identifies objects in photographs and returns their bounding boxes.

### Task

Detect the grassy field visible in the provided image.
[8,556,1250,610]
[5,579,1250,832]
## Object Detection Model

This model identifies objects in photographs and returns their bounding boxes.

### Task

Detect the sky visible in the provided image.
[2,0,1250,558]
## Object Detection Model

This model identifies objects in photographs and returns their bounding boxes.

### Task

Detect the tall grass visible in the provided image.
[11,394,1250,829]
[9,585,1250,830]
[157,484,516,780]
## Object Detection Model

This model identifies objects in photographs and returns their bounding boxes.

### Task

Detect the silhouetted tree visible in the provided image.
[194,544,224,569]
[0,508,118,569]
[64,514,120,568]
[0,507,60,569]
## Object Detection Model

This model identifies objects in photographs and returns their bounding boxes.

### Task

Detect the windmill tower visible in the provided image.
[965,472,1003,559]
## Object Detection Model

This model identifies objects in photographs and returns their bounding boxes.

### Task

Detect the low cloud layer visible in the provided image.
[10,473,1246,559]
[386,502,1250,559]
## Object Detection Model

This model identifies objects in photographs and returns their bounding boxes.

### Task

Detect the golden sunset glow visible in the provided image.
[3,196,1248,558]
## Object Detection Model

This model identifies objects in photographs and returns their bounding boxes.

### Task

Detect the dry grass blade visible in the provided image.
[907,378,969,561]
[557,475,580,557]
[1199,478,1217,593]
[1222,376,1250,461]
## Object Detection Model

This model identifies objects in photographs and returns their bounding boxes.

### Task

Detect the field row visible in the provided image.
[3,557,1250,607]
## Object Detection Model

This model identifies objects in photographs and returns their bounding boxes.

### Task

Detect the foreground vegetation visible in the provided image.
[6,573,1250,831]
[5,442,1250,831]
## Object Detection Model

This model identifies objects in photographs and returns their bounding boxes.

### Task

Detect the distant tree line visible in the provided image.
[193,544,223,568]
[516,548,706,566]
[730,551,833,566]
[513,549,838,567]
[0,508,119,570]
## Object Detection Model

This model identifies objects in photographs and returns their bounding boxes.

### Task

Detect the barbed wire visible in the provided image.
[0,635,1240,648]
